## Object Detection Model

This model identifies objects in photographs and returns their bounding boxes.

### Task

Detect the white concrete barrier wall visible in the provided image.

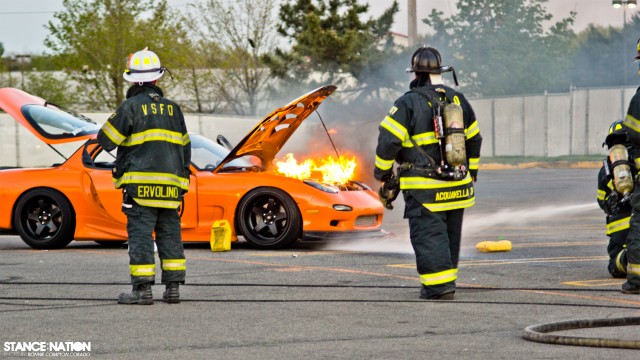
[0,112,312,167]
[3,86,639,166]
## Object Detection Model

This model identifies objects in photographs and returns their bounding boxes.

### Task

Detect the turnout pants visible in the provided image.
[124,201,186,286]
[606,213,630,278]
[406,195,463,298]
[625,192,640,287]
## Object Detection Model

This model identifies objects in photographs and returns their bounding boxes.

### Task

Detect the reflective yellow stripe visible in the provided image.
[607,179,614,191]
[130,264,155,277]
[629,263,640,276]
[380,116,408,142]
[465,120,480,139]
[403,132,438,147]
[420,268,458,286]
[636,158,640,168]
[616,249,627,273]
[624,114,640,133]
[468,157,479,170]
[597,189,606,201]
[133,198,182,208]
[114,171,189,190]
[102,121,126,145]
[607,216,630,235]
[375,155,394,171]
[425,197,475,212]
[400,174,472,190]
[183,133,191,145]
[162,258,186,271]
[122,129,185,146]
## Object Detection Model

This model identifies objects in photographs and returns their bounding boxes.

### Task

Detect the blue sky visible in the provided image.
[0,0,632,55]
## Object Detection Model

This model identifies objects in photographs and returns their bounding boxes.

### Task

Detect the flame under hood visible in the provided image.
[214,85,337,172]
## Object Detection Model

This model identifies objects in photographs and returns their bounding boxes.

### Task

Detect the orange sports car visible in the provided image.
[0,85,384,250]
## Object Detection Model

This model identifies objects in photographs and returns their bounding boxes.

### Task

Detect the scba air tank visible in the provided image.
[609,144,634,195]
[442,103,466,167]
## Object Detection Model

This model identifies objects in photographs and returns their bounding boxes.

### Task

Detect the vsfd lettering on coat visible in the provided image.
[434,188,472,201]
[141,103,174,116]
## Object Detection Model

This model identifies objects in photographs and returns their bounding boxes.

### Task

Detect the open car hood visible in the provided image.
[214,85,337,172]
[0,87,99,145]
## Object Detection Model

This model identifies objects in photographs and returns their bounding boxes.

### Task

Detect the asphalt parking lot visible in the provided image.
[1,167,640,359]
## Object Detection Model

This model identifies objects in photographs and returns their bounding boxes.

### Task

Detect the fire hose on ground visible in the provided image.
[523,316,640,349]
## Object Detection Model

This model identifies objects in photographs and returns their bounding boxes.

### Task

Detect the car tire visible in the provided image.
[13,188,75,249]
[236,187,302,250]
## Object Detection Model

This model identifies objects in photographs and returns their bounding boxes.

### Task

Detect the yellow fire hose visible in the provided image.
[523,317,640,349]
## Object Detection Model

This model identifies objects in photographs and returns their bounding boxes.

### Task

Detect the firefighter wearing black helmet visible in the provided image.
[373,46,482,300]
[597,120,636,278]
[620,37,640,294]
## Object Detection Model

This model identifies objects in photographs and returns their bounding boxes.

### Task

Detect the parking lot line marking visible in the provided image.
[187,256,419,281]
[562,279,625,287]
[513,241,606,248]
[521,289,640,307]
[388,256,608,269]
[248,251,357,257]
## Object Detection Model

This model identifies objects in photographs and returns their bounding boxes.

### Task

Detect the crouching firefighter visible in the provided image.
[598,120,636,278]
[374,46,482,300]
[98,47,191,304]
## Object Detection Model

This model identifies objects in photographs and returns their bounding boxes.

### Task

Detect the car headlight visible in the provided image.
[303,180,339,194]
[333,204,352,211]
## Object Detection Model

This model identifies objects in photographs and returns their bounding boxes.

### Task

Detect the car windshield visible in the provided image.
[190,134,258,171]
[21,104,100,140]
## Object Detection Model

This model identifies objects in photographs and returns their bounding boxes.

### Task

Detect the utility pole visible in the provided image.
[408,0,417,47]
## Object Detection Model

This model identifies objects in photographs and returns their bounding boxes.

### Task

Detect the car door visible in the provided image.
[83,141,198,229]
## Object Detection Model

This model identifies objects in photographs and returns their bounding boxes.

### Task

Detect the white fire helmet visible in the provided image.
[123,47,164,83]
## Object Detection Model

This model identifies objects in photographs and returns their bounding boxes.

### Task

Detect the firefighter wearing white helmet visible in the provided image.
[373,46,482,300]
[123,47,165,83]
[98,47,190,304]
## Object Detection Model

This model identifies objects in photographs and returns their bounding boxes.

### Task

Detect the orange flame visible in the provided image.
[275,153,357,184]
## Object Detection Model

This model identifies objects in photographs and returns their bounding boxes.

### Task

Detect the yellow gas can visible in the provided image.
[210,219,231,252]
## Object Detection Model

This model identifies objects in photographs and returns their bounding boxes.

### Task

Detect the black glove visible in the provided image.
[378,175,400,210]
[470,169,478,182]
[607,192,621,215]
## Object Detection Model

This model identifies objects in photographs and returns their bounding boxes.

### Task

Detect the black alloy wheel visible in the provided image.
[13,188,75,249]
[236,187,301,250]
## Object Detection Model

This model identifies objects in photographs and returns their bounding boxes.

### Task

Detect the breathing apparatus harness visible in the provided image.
[401,86,468,181]
[378,86,468,209]
[603,144,635,215]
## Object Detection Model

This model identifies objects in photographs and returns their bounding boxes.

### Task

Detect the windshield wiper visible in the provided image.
[217,165,262,173]
[44,101,96,124]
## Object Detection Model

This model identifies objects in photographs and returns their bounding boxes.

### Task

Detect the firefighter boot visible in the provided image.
[621,282,640,294]
[117,283,154,305]
[163,282,180,304]
[420,285,455,300]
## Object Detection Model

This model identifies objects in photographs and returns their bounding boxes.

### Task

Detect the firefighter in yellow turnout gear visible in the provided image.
[597,120,635,278]
[619,37,640,294]
[374,47,482,299]
[98,48,191,304]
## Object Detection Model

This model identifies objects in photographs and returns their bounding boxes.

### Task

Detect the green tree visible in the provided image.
[184,0,278,115]
[45,0,189,110]
[568,14,640,88]
[24,72,79,106]
[424,0,576,96]
[267,0,400,98]
[0,42,8,86]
